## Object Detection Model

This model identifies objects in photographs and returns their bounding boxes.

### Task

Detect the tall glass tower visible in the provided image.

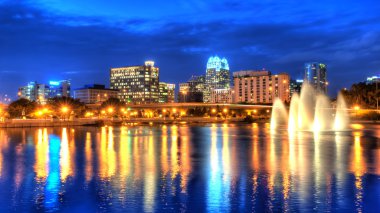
[304,62,327,94]
[204,56,230,102]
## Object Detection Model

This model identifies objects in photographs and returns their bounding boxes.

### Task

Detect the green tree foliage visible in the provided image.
[341,82,379,108]
[46,97,87,117]
[7,98,37,118]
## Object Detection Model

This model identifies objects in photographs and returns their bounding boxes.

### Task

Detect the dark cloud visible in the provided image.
[0,1,379,99]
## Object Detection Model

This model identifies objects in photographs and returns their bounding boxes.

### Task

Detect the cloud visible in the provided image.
[0,0,379,98]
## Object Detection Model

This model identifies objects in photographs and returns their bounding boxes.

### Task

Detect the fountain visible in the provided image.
[270,99,288,130]
[334,92,350,131]
[271,82,349,131]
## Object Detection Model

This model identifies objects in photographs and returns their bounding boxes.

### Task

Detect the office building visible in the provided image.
[74,84,119,104]
[233,70,290,104]
[179,75,205,102]
[304,62,327,93]
[18,80,71,103]
[49,80,71,98]
[110,61,159,104]
[290,79,303,96]
[211,88,234,104]
[159,82,176,103]
[204,56,230,102]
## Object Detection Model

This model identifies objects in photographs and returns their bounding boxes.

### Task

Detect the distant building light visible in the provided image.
[296,79,304,83]
[49,81,60,86]
[145,61,155,67]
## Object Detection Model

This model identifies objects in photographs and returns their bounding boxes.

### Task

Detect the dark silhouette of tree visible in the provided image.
[7,98,37,118]
[341,82,379,108]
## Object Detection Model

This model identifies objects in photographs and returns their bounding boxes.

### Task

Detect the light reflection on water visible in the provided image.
[0,124,379,212]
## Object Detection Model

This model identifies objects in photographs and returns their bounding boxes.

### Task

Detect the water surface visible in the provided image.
[0,123,379,212]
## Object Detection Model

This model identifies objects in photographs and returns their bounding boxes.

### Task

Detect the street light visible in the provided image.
[61,106,70,121]
[61,106,69,113]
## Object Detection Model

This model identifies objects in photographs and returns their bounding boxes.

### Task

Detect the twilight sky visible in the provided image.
[0,0,380,98]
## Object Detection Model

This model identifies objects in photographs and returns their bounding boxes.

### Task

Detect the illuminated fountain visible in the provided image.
[270,99,288,130]
[271,82,350,131]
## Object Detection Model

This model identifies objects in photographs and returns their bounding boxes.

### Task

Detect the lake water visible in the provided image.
[0,123,379,212]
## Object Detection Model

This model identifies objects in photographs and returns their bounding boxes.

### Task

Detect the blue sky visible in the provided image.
[0,0,379,98]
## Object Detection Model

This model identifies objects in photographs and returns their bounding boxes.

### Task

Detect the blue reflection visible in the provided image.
[45,135,60,210]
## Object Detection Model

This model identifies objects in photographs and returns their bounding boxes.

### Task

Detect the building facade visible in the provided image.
[233,70,290,104]
[18,80,71,103]
[49,80,71,98]
[304,62,327,93]
[290,79,303,96]
[74,84,119,104]
[110,61,159,104]
[204,56,230,102]
[159,82,176,103]
[178,75,205,102]
[211,88,234,104]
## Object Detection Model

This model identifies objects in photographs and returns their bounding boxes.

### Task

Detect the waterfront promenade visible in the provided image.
[0,117,247,128]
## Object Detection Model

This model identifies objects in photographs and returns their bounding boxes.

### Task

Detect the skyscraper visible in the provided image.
[204,56,230,102]
[304,63,327,93]
[110,61,159,104]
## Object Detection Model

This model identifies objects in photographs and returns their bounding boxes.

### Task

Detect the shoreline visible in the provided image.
[0,117,378,128]
[0,117,262,128]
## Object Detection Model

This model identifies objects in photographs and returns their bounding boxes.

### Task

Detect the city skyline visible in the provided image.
[1,0,380,99]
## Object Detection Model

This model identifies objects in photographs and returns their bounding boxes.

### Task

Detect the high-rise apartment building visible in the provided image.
[204,56,230,102]
[74,84,119,104]
[233,70,290,103]
[159,82,176,103]
[304,63,327,93]
[110,61,159,104]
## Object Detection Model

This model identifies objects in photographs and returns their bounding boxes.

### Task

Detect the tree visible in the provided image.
[8,98,37,118]
[46,97,87,118]
[341,82,379,108]
[100,97,126,117]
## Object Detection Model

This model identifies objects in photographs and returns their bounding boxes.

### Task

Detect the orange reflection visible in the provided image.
[350,131,365,212]
[35,128,49,180]
[161,126,169,176]
[119,127,131,180]
[107,127,116,178]
[171,125,179,179]
[179,126,191,193]
[98,127,116,179]
[85,132,92,183]
[144,130,156,212]
[60,128,73,182]
[252,124,259,171]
